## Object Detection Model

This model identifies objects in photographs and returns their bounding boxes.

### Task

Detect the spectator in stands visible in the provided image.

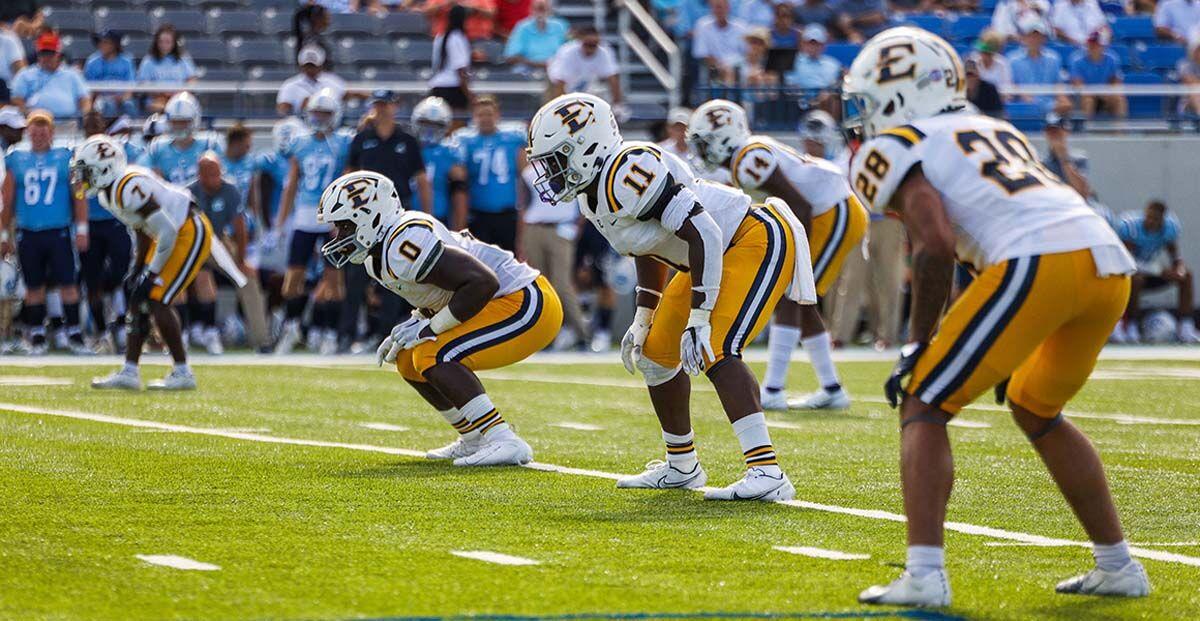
[1118,201,1200,343]
[693,0,749,84]
[786,24,841,112]
[794,0,838,32]
[453,95,527,252]
[0,0,42,39]
[991,0,1050,41]
[504,0,569,70]
[742,29,779,87]
[0,106,24,148]
[1154,0,1200,43]
[655,106,692,161]
[771,3,802,50]
[293,3,332,60]
[84,31,136,115]
[0,20,25,103]
[1040,112,1092,198]
[1008,18,1072,113]
[9,31,89,119]
[519,163,589,350]
[890,0,937,14]
[428,5,473,116]
[422,0,497,41]
[1069,30,1127,118]
[277,46,347,117]
[495,0,532,38]
[836,0,889,43]
[1178,39,1200,115]
[738,0,776,28]
[138,25,197,86]
[965,59,1004,116]
[967,29,1013,90]
[1050,0,1108,46]
[547,26,624,106]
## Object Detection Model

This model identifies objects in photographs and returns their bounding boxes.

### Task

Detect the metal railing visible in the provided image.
[615,0,682,109]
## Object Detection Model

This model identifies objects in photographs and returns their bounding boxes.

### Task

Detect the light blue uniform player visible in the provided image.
[411,96,462,225]
[139,92,222,185]
[452,101,527,251]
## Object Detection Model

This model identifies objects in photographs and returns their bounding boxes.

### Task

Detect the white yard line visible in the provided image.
[132,427,271,434]
[359,422,409,432]
[985,541,1200,548]
[550,422,604,431]
[450,550,541,566]
[0,376,73,386]
[773,546,870,560]
[135,554,221,571]
[4,401,1199,569]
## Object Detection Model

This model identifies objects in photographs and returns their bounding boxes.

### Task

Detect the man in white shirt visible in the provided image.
[991,0,1050,40]
[692,0,749,84]
[1154,0,1200,44]
[275,45,347,116]
[0,22,25,94]
[547,26,623,106]
[1050,0,1107,46]
[519,164,589,349]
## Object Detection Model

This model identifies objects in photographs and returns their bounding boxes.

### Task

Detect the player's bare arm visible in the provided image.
[761,168,815,231]
[893,167,956,343]
[415,245,501,339]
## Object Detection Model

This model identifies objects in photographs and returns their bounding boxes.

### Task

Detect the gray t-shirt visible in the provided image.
[188,179,243,235]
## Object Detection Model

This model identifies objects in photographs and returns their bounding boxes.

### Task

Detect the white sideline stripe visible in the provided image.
[551,422,604,431]
[0,376,73,386]
[132,427,271,434]
[136,554,220,571]
[766,420,805,430]
[773,546,870,560]
[986,541,1200,548]
[450,550,540,566]
[359,422,409,432]
[5,401,1200,569]
[947,419,992,429]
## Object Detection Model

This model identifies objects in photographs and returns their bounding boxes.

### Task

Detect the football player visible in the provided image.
[844,28,1148,606]
[140,92,221,186]
[688,100,867,411]
[527,93,816,501]
[411,96,468,226]
[73,135,245,390]
[317,171,563,466]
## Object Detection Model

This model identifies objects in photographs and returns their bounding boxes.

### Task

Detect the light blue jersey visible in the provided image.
[254,150,291,225]
[1119,211,1182,263]
[420,139,459,224]
[454,125,526,213]
[5,146,74,231]
[139,134,223,186]
[89,141,144,221]
[284,129,353,232]
[221,153,256,207]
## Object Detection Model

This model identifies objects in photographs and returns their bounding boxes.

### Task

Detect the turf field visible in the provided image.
[2,351,1199,621]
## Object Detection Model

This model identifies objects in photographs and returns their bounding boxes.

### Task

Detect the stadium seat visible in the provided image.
[328,13,379,38]
[365,68,424,81]
[231,39,287,66]
[474,39,505,64]
[193,0,243,9]
[1004,101,1044,131]
[1108,43,1134,69]
[397,40,434,67]
[184,37,229,66]
[207,9,261,37]
[824,43,862,67]
[1124,71,1166,117]
[42,0,77,10]
[260,11,294,37]
[249,67,296,81]
[947,14,991,42]
[334,40,397,67]
[382,12,430,38]
[900,14,946,37]
[196,67,244,80]
[146,0,191,8]
[97,9,153,34]
[155,9,208,35]
[61,35,95,63]
[43,8,95,36]
[123,35,153,54]
[1112,16,1155,42]
[1139,45,1185,72]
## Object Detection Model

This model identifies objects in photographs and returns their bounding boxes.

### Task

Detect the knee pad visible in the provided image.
[636,356,681,387]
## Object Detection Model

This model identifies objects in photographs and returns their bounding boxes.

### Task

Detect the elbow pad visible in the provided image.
[688,209,723,311]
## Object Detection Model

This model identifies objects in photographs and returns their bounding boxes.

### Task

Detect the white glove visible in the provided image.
[620,306,655,374]
[376,314,436,366]
[680,309,716,376]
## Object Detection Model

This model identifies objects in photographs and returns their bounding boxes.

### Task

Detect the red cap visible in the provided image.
[36,31,61,53]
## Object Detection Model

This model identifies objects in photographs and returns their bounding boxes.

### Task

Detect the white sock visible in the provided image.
[122,361,140,376]
[906,545,945,577]
[457,394,513,441]
[731,412,780,474]
[1093,540,1132,572]
[663,429,698,471]
[801,331,841,391]
[763,324,801,392]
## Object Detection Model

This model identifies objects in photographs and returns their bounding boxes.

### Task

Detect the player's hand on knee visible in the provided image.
[129,269,159,311]
[379,313,435,366]
[680,309,715,376]
[621,306,654,374]
[885,341,927,408]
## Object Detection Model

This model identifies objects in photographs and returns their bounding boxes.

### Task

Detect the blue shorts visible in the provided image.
[81,219,133,293]
[17,228,77,290]
[287,230,331,268]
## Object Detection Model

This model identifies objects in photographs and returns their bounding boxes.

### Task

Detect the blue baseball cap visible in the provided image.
[370,89,397,105]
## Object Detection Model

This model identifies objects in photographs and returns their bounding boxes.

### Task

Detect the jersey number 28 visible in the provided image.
[955,129,1060,195]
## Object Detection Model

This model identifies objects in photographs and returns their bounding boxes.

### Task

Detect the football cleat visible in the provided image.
[274,321,302,355]
[703,467,795,501]
[91,368,142,390]
[148,368,197,391]
[1124,321,1141,344]
[452,436,533,467]
[1178,320,1200,344]
[616,459,708,489]
[203,327,224,355]
[29,334,48,356]
[426,436,483,460]
[859,570,952,607]
[67,334,95,356]
[1056,561,1150,597]
[789,387,851,410]
[319,330,339,356]
[760,388,789,412]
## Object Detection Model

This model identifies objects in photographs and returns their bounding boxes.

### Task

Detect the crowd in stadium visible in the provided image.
[0,0,1198,358]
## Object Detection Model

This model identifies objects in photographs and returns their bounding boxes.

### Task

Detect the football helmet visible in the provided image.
[842,27,966,139]
[163,92,201,140]
[412,96,452,145]
[798,109,840,157]
[70,135,128,197]
[316,171,403,269]
[526,92,621,205]
[305,88,342,133]
[686,99,750,171]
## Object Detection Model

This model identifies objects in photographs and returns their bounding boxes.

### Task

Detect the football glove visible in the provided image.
[620,306,655,374]
[376,313,436,366]
[128,269,159,310]
[885,341,927,408]
[680,309,716,376]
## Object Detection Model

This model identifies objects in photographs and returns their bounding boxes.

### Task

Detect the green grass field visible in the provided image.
[1,353,1198,621]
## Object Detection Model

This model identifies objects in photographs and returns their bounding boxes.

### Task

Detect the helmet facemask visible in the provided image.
[70,160,100,197]
[686,129,729,172]
[415,119,447,145]
[321,219,371,269]
[529,141,585,205]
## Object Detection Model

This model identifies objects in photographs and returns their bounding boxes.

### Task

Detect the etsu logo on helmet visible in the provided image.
[342,176,376,211]
[705,107,732,127]
[93,141,116,159]
[553,100,595,136]
[876,42,916,84]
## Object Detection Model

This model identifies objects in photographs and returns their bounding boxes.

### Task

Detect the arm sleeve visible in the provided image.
[143,210,178,273]
[384,224,445,283]
[732,143,778,191]
[848,134,922,214]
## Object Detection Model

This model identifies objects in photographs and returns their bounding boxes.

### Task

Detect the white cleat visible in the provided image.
[91,368,142,390]
[703,467,795,501]
[274,321,302,355]
[1178,321,1200,344]
[1056,561,1151,597]
[760,388,789,411]
[616,459,708,489]
[452,435,533,467]
[204,327,224,355]
[789,387,851,410]
[859,570,952,607]
[319,330,339,356]
[148,368,197,391]
[426,436,483,460]
[1125,322,1141,344]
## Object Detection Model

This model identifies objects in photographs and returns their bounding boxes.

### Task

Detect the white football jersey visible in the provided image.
[576,141,750,271]
[365,211,539,313]
[850,112,1133,273]
[99,165,192,234]
[730,135,850,215]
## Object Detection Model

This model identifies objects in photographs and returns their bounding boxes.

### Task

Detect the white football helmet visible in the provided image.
[271,116,304,153]
[70,135,128,197]
[305,88,342,133]
[412,96,452,144]
[163,92,201,140]
[316,171,402,269]
[686,99,750,171]
[527,92,621,205]
[842,27,967,139]
[798,109,841,157]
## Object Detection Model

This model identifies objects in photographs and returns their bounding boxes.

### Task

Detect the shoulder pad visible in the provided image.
[731,140,778,191]
[849,132,924,213]
[602,144,670,219]
[382,218,444,283]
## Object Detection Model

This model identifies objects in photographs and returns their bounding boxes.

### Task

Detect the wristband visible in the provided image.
[76,222,89,236]
[633,305,655,325]
[429,306,462,334]
[686,308,711,327]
